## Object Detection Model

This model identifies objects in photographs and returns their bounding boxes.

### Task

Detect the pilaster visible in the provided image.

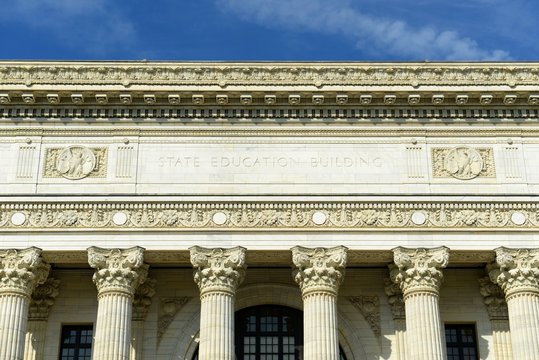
[478,276,512,360]
[130,278,156,360]
[292,246,347,360]
[384,278,406,360]
[24,278,60,360]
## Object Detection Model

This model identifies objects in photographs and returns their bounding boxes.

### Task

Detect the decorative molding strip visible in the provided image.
[1,106,538,122]
[0,62,538,87]
[0,127,536,139]
[1,200,539,232]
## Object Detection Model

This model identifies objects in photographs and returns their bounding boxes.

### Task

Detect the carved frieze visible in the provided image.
[348,296,381,337]
[1,201,539,231]
[43,146,107,179]
[432,147,495,180]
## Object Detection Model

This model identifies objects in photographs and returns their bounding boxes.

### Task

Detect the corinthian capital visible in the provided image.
[0,247,50,297]
[88,247,148,297]
[292,246,348,296]
[489,247,539,298]
[390,246,449,297]
[190,246,246,295]
[478,276,508,320]
[29,277,60,320]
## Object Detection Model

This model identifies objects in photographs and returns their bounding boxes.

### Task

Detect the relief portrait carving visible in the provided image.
[444,146,483,180]
[56,146,96,180]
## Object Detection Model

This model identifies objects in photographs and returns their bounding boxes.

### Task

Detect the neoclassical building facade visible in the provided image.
[0,61,538,359]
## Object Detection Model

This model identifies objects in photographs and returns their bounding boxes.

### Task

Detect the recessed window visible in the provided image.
[192,305,347,359]
[445,324,478,360]
[59,325,93,360]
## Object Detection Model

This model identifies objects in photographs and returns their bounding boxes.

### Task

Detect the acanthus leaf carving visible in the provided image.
[384,278,405,320]
[29,277,60,320]
[133,278,156,321]
[157,297,191,342]
[190,246,246,295]
[88,246,148,297]
[292,246,347,296]
[489,247,539,298]
[390,247,449,297]
[0,247,50,297]
[348,296,381,337]
[478,276,508,320]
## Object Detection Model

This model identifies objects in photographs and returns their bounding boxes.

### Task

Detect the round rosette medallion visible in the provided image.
[444,146,483,180]
[56,146,96,180]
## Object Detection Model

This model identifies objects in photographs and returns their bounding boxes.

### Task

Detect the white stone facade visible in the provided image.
[0,61,539,359]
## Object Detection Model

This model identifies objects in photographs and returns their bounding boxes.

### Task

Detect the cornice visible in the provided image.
[1,61,539,88]
[1,200,539,232]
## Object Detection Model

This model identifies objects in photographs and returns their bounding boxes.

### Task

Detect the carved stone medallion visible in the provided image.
[433,147,494,180]
[444,146,483,180]
[55,146,96,180]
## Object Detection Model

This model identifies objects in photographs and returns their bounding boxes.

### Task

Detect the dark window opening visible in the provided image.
[445,324,479,360]
[59,325,93,360]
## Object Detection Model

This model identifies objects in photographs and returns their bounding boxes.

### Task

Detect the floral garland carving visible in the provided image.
[1,63,538,87]
[1,201,539,231]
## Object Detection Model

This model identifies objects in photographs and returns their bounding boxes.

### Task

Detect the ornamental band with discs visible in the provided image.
[1,61,539,360]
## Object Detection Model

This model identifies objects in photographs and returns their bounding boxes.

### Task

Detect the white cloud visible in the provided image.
[218,0,510,60]
[1,0,134,54]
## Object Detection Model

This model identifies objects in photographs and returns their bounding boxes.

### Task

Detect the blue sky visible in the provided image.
[0,0,537,61]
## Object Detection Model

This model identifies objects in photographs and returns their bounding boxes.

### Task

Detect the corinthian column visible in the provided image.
[292,246,347,360]
[489,247,539,360]
[389,246,449,360]
[0,247,50,360]
[190,246,246,360]
[88,247,148,360]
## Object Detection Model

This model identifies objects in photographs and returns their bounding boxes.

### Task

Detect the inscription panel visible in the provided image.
[138,142,401,185]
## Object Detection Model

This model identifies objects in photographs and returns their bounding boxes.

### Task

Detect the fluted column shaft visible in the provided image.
[393,319,406,360]
[491,320,513,360]
[404,291,445,359]
[303,291,339,359]
[93,293,133,359]
[23,320,46,360]
[199,291,235,359]
[89,247,148,360]
[292,246,347,360]
[390,246,449,360]
[490,247,539,360]
[190,246,246,360]
[0,248,49,360]
[506,292,539,358]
